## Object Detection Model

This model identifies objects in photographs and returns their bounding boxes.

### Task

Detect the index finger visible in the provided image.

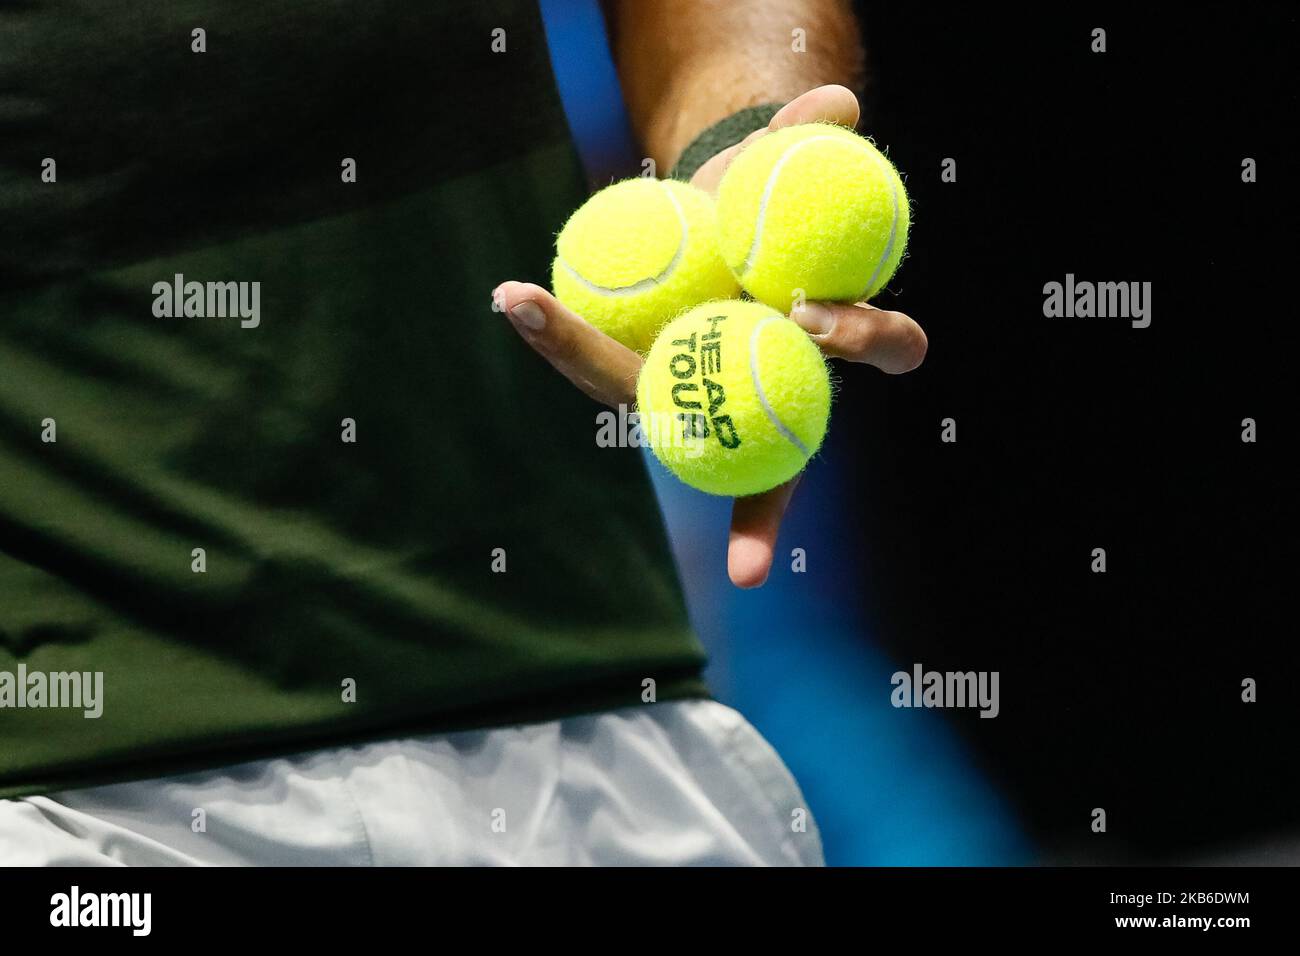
[493,281,642,408]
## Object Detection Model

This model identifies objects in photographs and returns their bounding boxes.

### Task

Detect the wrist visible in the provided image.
[668,103,782,181]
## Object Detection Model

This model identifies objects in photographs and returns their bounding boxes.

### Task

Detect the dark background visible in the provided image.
[840,3,1296,859]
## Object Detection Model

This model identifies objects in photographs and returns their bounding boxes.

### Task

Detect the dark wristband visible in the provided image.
[668,103,783,181]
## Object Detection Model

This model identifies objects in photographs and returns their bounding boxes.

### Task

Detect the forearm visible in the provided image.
[605,0,865,170]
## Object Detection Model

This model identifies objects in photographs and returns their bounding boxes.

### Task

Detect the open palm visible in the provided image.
[495,85,926,587]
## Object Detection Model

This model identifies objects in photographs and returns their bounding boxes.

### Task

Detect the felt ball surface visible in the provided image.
[552,178,739,354]
[717,123,909,313]
[636,299,831,497]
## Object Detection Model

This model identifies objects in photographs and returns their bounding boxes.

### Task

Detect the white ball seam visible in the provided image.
[748,315,810,459]
[557,181,689,296]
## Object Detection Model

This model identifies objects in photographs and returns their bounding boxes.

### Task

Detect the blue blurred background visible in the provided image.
[539,0,1029,865]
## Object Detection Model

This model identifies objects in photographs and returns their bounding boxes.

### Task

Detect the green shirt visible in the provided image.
[0,0,706,798]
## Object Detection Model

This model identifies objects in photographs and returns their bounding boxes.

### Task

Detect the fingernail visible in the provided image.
[792,302,833,336]
[509,301,546,331]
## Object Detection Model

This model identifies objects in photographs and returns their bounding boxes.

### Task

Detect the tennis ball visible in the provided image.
[716,123,909,313]
[636,299,831,497]
[552,178,740,354]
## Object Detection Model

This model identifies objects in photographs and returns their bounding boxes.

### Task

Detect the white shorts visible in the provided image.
[0,700,823,866]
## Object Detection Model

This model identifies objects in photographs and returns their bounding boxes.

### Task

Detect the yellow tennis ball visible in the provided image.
[717,123,910,314]
[636,299,831,497]
[551,178,740,354]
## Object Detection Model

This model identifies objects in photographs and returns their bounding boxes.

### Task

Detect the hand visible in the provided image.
[495,84,926,588]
